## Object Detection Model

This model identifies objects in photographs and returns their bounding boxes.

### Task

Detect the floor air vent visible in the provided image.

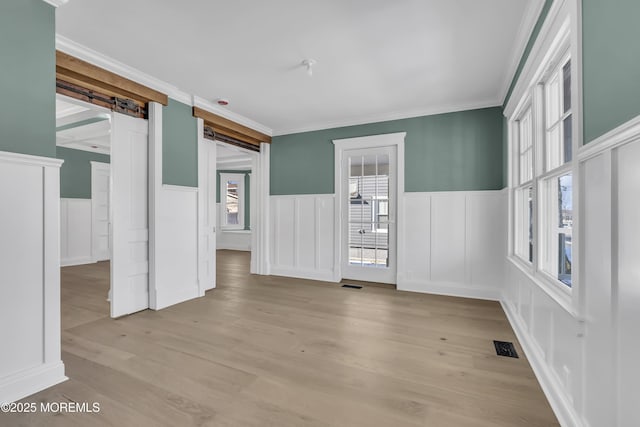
[341,284,363,289]
[493,340,519,358]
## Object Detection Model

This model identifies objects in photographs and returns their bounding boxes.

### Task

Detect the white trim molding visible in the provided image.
[578,113,640,162]
[0,151,63,168]
[55,35,274,137]
[504,0,569,117]
[148,102,162,310]
[56,35,191,106]
[42,0,69,7]
[499,0,546,102]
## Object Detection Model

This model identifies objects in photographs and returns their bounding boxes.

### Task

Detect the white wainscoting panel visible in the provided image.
[0,151,66,403]
[270,194,336,281]
[398,190,506,300]
[501,267,582,427]
[216,204,252,251]
[614,140,640,426]
[502,121,640,427]
[60,198,92,266]
[153,185,199,310]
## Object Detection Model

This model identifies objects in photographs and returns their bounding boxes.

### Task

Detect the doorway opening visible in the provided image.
[215,142,257,275]
[56,94,151,319]
[333,132,406,285]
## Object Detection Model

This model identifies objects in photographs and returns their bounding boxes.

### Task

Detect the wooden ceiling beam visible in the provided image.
[56,51,168,106]
[193,106,271,144]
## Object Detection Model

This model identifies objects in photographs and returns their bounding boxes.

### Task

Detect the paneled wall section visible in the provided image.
[399,191,506,300]
[60,198,92,266]
[270,195,335,281]
[502,126,640,427]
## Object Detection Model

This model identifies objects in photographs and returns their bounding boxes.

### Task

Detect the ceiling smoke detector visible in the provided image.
[301,59,317,76]
[216,98,229,106]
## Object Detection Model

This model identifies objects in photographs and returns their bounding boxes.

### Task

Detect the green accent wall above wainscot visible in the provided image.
[582,0,640,143]
[163,99,198,187]
[56,146,110,199]
[271,107,504,195]
[0,0,56,158]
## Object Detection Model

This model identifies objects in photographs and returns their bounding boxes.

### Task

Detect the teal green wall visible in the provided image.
[57,147,110,198]
[217,170,251,229]
[503,0,553,108]
[163,99,198,186]
[271,107,504,195]
[582,0,640,143]
[0,0,55,157]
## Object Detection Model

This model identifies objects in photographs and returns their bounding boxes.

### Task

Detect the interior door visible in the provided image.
[110,112,149,318]
[91,161,110,262]
[342,146,397,284]
[199,139,217,292]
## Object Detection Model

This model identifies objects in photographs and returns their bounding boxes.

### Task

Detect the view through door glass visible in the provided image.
[348,152,389,268]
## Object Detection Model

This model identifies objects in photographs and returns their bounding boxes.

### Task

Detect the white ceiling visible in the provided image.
[56,97,111,155]
[56,0,535,135]
[216,143,252,170]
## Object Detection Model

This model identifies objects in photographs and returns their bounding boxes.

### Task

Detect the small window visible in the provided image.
[220,173,245,229]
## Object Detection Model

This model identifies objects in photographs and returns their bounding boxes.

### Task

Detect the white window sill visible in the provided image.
[507,255,579,319]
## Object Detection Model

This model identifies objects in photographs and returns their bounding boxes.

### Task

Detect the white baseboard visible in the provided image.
[152,283,200,311]
[0,362,67,404]
[270,266,338,283]
[398,279,500,301]
[60,256,94,267]
[500,300,583,427]
[217,243,251,251]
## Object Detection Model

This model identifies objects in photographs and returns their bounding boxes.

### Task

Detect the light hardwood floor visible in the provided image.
[4,250,559,426]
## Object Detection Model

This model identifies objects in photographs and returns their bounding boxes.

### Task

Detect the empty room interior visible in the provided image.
[1,1,639,426]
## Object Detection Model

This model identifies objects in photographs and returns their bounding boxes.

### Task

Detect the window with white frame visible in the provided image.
[220,173,245,229]
[514,104,534,263]
[539,52,573,288]
[510,40,574,290]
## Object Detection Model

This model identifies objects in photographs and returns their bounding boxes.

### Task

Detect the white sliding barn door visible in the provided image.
[90,161,110,262]
[198,124,217,292]
[110,112,149,318]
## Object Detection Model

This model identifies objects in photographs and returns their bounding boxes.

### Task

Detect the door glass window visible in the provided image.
[348,153,389,267]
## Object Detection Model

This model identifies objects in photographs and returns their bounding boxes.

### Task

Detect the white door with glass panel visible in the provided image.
[342,146,396,283]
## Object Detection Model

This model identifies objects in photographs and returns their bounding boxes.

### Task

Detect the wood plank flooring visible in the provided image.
[3,250,559,426]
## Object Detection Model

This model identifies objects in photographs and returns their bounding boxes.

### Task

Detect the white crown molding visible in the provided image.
[56,35,274,136]
[56,35,192,105]
[42,0,69,7]
[192,96,273,137]
[498,0,546,104]
[272,99,501,136]
[503,0,568,117]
